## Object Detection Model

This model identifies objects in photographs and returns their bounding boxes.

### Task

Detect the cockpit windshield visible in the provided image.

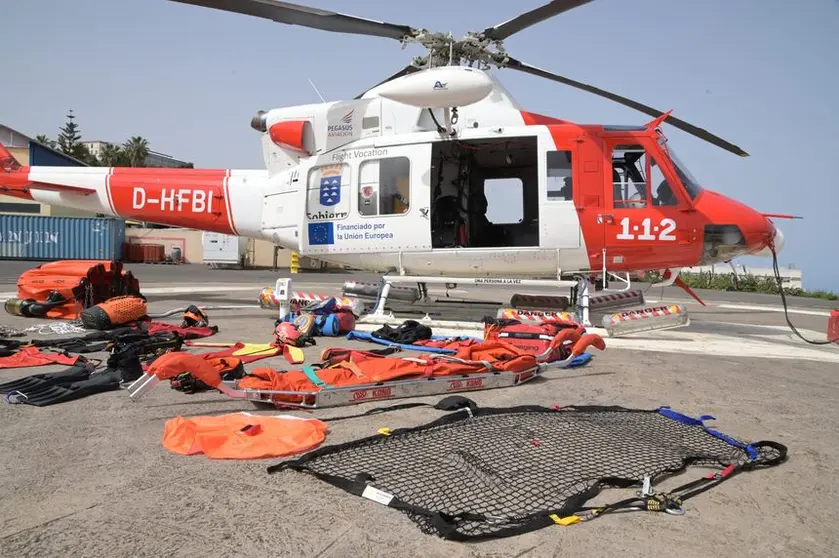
[657,133,703,200]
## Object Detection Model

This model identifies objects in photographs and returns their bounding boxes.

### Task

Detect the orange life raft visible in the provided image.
[14,260,142,320]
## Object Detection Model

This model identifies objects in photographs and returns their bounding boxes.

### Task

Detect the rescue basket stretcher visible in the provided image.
[126,330,605,410]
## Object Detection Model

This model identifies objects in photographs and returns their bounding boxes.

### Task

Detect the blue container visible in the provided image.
[0,215,125,260]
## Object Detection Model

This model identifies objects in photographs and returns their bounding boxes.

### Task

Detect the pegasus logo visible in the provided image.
[328,110,356,137]
[432,80,448,91]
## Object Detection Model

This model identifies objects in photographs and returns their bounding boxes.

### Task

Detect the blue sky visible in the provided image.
[3,0,838,290]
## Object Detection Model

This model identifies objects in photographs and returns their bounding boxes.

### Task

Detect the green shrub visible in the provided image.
[639,271,836,300]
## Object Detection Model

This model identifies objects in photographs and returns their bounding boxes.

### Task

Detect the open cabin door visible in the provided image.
[301,143,431,256]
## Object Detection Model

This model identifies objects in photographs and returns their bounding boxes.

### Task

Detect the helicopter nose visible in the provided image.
[738,207,778,256]
[752,223,785,257]
[694,190,779,261]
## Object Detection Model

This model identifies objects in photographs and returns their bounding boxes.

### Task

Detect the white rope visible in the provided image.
[21,321,87,335]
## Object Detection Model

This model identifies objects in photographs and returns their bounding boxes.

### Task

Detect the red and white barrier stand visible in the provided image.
[496,308,578,324]
[829,309,839,344]
[602,304,690,337]
[589,289,645,312]
[509,294,570,310]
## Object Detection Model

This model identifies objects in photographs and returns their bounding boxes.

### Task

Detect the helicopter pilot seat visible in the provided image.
[655,180,677,206]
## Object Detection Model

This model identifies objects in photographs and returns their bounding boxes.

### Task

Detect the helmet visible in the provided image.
[274,321,303,346]
[181,305,209,328]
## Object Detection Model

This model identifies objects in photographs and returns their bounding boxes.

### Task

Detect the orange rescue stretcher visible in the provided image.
[126,328,605,410]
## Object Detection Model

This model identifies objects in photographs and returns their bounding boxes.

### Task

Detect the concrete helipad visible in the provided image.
[0,263,837,557]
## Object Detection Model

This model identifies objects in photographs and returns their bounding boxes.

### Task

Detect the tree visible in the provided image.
[122,136,150,167]
[57,110,82,155]
[99,142,129,166]
[56,110,98,165]
[34,134,57,149]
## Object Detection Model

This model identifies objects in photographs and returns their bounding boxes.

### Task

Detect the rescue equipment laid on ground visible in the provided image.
[162,412,328,460]
[6,260,142,320]
[268,402,788,541]
[347,331,480,354]
[187,340,302,365]
[126,331,606,409]
[81,295,148,330]
[169,356,246,394]
[483,318,587,363]
[0,345,81,369]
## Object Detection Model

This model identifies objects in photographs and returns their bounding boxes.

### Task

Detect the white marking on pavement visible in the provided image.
[715,303,831,317]
[597,330,839,363]
[646,298,831,317]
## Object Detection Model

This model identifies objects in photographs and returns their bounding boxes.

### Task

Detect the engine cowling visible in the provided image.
[267,120,315,155]
[373,66,494,109]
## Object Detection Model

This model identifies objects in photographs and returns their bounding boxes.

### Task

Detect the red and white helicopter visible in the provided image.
[0,0,790,322]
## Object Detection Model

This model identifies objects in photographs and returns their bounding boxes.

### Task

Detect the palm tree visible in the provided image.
[34,134,57,149]
[122,136,150,167]
[99,142,129,166]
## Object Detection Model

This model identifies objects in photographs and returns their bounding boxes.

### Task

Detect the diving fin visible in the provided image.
[0,364,122,407]
[0,364,93,394]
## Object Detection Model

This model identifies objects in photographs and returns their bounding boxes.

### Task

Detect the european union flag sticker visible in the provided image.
[308,222,335,246]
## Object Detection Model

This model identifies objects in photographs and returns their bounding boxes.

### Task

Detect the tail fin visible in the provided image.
[0,142,22,171]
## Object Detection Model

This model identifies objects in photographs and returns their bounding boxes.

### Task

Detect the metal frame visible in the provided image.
[368,274,592,326]
[126,350,587,410]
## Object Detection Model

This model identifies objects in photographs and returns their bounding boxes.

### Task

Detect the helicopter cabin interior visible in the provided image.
[429,136,556,249]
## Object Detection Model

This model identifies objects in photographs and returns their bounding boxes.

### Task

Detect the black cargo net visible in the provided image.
[269,405,786,541]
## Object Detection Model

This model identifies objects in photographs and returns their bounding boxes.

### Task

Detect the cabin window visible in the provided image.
[546,150,573,200]
[611,144,648,209]
[483,178,524,224]
[362,116,380,130]
[358,156,410,217]
[306,163,350,221]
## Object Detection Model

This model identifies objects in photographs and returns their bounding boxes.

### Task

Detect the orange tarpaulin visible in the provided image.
[162,412,327,460]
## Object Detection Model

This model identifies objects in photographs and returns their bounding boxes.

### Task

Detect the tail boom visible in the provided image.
[1,163,268,237]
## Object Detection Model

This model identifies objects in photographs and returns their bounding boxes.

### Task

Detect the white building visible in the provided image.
[81,140,191,168]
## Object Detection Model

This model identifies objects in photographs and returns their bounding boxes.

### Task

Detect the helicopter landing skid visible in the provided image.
[358,274,592,330]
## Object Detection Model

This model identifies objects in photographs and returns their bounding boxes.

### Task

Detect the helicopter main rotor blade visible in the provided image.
[170,0,418,41]
[482,0,593,41]
[354,64,422,100]
[502,57,749,157]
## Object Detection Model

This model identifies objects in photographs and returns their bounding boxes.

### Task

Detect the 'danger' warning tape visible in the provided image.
[602,304,689,336]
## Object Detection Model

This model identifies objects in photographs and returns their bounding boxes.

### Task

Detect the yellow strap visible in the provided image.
[283,345,305,364]
[378,428,392,436]
[549,514,581,526]
[231,343,277,357]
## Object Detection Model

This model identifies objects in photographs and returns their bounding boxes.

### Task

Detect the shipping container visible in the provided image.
[0,215,125,261]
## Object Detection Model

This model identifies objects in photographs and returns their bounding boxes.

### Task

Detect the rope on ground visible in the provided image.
[146,305,262,319]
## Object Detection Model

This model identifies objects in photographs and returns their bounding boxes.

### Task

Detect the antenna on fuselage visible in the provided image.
[307,78,326,102]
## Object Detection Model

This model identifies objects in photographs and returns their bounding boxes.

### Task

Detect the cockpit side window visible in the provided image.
[656,133,703,200]
[650,157,678,206]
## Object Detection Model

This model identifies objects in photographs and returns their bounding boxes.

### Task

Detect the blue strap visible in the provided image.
[658,407,715,426]
[303,365,326,387]
[657,407,759,461]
